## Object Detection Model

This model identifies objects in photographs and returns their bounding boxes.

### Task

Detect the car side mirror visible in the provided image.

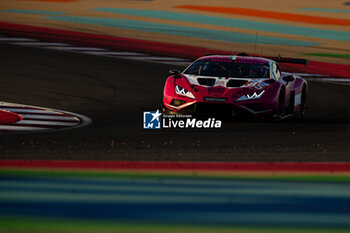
[282,75,295,82]
[169,69,181,76]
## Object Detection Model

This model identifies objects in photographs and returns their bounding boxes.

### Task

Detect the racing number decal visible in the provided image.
[243,81,269,90]
[255,82,269,90]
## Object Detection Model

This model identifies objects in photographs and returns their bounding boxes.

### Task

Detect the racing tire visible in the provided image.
[264,89,285,122]
[272,89,285,121]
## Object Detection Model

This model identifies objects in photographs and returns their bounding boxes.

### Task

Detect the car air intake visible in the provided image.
[245,103,265,112]
[204,97,227,102]
[197,78,216,86]
[226,79,248,87]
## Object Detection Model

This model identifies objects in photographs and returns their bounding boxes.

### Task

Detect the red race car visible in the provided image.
[162,54,308,120]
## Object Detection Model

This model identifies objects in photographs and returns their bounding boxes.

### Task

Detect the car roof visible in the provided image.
[198,55,272,64]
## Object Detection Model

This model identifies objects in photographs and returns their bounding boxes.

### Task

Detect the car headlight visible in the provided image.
[175,85,195,99]
[236,90,265,101]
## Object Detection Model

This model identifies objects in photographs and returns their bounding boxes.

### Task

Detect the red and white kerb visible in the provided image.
[0,102,91,133]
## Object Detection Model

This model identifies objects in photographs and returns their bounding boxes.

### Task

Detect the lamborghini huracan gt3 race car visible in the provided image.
[162,54,308,119]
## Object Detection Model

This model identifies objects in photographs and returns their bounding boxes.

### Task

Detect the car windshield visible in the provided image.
[184,58,270,78]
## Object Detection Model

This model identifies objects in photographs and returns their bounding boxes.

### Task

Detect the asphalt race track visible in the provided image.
[0,43,349,161]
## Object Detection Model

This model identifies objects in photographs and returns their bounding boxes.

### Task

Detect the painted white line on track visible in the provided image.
[121,56,189,61]
[158,61,191,66]
[295,73,329,77]
[19,114,79,121]
[47,47,107,51]
[305,78,350,86]
[16,120,78,126]
[0,125,48,131]
[84,51,147,56]
[0,108,61,114]
[12,42,71,46]
[326,82,350,86]
[306,78,350,82]
[83,52,192,64]
[0,38,38,42]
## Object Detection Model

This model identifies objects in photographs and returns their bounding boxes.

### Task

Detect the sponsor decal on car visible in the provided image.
[215,77,230,87]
